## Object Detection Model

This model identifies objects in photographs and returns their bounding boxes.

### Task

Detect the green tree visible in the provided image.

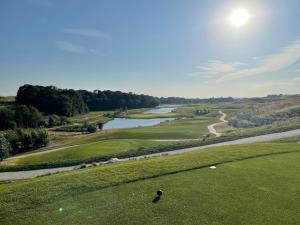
[0,134,12,161]
[0,108,16,130]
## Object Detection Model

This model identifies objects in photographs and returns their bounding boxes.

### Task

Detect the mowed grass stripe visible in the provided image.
[0,142,299,221]
[6,139,173,169]
[2,147,300,224]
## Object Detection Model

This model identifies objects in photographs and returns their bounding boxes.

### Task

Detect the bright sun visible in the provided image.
[229,8,251,27]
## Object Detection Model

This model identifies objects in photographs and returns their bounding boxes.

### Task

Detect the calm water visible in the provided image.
[103,117,175,129]
[103,107,176,129]
[143,107,174,114]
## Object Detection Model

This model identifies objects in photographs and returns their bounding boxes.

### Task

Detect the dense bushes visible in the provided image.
[195,109,210,115]
[3,129,49,155]
[229,112,279,128]
[54,122,102,133]
[0,105,43,130]
[0,134,12,161]
[1,129,49,160]
[272,107,300,119]
[46,115,70,127]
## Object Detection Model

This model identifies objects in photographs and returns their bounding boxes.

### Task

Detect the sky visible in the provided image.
[1,0,300,98]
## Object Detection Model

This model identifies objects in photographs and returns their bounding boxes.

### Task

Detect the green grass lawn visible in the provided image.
[0,114,217,171]
[2,107,299,171]
[1,139,174,170]
[0,142,299,224]
[107,116,217,140]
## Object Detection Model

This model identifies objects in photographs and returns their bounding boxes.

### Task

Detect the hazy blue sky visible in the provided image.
[1,0,300,97]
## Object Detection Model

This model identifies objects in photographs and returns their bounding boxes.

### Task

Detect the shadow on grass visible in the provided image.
[152,196,161,203]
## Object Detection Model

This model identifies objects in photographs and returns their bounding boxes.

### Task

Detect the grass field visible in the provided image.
[60,114,218,145]
[0,110,219,170]
[0,115,216,170]
[107,116,217,140]
[3,104,300,171]
[1,139,175,170]
[0,142,299,224]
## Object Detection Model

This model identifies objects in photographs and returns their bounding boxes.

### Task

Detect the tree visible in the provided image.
[14,105,43,128]
[16,84,159,115]
[16,85,88,116]
[0,108,16,130]
[0,134,11,161]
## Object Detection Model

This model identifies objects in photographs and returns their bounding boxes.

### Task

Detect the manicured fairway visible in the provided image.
[109,116,217,139]
[1,139,174,170]
[0,142,299,224]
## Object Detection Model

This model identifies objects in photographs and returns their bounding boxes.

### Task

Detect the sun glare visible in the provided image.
[229,8,251,27]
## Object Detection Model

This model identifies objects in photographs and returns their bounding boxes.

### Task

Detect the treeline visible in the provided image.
[0,129,49,160]
[158,97,234,104]
[16,85,88,116]
[78,90,159,111]
[16,85,159,116]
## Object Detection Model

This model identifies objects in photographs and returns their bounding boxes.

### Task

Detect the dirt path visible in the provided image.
[207,111,227,137]
[1,128,300,181]
[152,111,227,142]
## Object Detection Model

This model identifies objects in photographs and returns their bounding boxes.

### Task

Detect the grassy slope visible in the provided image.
[4,139,174,169]
[0,142,300,224]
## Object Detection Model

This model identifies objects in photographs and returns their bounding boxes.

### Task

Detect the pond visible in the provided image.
[103,107,176,129]
[143,107,175,114]
[103,117,175,129]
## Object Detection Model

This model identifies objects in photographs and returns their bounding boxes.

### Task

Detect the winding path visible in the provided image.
[152,110,227,141]
[207,111,227,137]
[1,128,300,181]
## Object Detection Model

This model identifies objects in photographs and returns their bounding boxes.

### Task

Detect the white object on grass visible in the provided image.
[209,166,216,169]
[108,158,120,163]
